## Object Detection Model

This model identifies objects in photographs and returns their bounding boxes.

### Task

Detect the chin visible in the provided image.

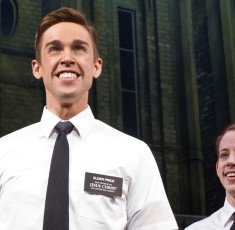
[226,185,235,196]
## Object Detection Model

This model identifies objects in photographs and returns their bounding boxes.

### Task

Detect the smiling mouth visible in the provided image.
[226,172,235,178]
[58,72,80,80]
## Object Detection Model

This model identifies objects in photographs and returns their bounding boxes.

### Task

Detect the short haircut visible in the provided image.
[34,7,99,62]
[216,124,235,157]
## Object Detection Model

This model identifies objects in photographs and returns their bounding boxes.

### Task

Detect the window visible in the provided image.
[118,8,139,137]
[0,0,18,37]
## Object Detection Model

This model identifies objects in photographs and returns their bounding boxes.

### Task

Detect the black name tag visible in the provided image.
[84,172,123,197]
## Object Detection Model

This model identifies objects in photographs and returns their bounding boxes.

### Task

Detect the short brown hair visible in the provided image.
[216,124,235,157]
[34,7,99,62]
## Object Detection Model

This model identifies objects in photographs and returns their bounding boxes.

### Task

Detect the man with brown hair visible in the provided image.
[186,124,235,229]
[0,7,178,230]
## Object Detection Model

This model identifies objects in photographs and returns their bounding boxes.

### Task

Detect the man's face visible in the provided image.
[32,22,102,109]
[216,130,235,198]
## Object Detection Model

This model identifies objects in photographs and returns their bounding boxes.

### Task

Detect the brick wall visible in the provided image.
[0,0,43,136]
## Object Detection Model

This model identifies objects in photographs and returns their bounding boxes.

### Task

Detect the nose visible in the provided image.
[226,162,235,168]
[226,153,235,167]
[60,50,75,66]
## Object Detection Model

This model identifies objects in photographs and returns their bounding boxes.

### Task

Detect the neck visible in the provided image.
[226,192,235,208]
[46,102,88,120]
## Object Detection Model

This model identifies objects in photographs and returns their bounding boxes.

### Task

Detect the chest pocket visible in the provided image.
[79,191,127,224]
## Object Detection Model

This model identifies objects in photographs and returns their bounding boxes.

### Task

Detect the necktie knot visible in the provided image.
[55,121,74,134]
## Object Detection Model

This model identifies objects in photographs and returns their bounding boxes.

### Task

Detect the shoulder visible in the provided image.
[0,122,40,139]
[93,119,144,143]
[0,122,41,150]
[91,119,158,173]
[185,208,223,229]
[93,119,151,152]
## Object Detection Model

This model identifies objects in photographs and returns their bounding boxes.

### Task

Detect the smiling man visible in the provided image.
[0,7,178,230]
[32,18,102,119]
[186,124,235,229]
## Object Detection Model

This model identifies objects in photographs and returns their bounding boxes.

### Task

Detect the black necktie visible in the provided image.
[230,213,235,230]
[43,121,74,230]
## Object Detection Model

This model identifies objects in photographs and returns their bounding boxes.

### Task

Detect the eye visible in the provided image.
[49,46,60,52]
[74,45,86,52]
[219,151,229,160]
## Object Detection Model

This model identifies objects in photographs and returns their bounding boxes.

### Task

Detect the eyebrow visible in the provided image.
[219,148,227,152]
[44,39,89,48]
[72,39,89,47]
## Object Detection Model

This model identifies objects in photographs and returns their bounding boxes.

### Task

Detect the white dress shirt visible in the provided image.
[185,199,235,229]
[0,106,178,230]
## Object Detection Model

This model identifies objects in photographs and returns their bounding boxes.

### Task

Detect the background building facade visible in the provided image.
[1,0,235,228]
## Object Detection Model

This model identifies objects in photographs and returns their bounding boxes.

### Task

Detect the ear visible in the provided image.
[32,59,42,79]
[93,58,103,79]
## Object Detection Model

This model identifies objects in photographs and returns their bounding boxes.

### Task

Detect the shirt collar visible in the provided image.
[222,198,235,227]
[40,106,95,139]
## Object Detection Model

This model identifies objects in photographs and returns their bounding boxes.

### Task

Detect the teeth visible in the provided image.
[59,72,77,79]
[227,173,235,177]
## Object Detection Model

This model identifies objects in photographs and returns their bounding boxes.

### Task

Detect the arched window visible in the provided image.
[1,0,18,37]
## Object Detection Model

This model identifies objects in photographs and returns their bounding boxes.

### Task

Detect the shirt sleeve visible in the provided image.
[125,143,178,230]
